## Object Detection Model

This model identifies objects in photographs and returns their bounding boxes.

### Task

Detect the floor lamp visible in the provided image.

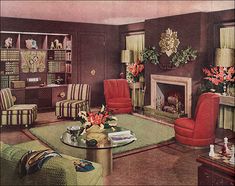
[214,48,234,95]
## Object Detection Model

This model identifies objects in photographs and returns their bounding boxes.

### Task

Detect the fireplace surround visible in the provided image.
[151,74,192,117]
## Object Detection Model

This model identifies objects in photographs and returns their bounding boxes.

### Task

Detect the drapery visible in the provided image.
[126,34,145,62]
[125,33,145,108]
[220,26,235,49]
[218,26,235,132]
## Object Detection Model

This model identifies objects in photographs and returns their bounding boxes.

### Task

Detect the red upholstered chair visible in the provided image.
[104,79,132,114]
[174,92,220,147]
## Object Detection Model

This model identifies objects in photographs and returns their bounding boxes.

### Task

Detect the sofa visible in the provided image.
[0,140,103,185]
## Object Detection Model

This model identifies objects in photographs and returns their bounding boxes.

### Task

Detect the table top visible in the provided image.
[60,126,135,149]
[197,152,235,177]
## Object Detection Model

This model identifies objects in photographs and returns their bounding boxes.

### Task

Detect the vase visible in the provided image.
[85,125,106,143]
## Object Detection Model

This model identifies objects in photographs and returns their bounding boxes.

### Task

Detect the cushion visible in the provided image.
[174,118,195,130]
[2,104,37,115]
[107,98,132,108]
[0,88,14,110]
[14,140,103,186]
[67,84,90,101]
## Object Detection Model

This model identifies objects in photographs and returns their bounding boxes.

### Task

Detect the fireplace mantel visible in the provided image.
[151,74,192,117]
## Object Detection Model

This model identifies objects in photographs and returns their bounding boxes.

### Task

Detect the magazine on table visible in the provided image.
[108,130,137,143]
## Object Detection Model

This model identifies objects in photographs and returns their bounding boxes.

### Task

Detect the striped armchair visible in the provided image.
[0,88,37,127]
[55,84,91,119]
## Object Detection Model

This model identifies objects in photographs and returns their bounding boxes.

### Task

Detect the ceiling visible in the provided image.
[1,1,234,25]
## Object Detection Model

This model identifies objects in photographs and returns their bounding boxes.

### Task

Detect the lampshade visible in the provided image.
[215,48,234,67]
[121,50,133,64]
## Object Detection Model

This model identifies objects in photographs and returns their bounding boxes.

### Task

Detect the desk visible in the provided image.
[217,94,235,132]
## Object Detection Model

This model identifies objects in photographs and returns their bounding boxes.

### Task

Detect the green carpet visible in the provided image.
[29,114,175,159]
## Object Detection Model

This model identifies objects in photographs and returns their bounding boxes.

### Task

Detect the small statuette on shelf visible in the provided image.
[209,144,215,157]
[25,39,38,49]
[4,37,13,48]
[54,39,63,49]
[66,40,72,50]
[50,42,55,49]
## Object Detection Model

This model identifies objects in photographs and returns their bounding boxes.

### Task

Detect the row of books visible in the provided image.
[48,61,65,73]
[4,61,19,74]
[65,63,72,73]
[0,75,19,88]
[48,50,66,61]
[108,130,137,144]
[1,50,20,61]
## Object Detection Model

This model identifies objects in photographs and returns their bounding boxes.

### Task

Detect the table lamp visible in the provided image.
[214,48,234,95]
[121,50,133,64]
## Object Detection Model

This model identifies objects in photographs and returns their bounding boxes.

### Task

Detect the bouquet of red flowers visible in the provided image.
[202,66,234,85]
[78,105,117,132]
[128,59,144,82]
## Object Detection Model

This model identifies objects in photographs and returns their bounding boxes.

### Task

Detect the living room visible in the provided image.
[0,1,235,186]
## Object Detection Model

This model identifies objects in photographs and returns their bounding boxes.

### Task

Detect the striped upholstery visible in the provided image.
[55,84,91,119]
[0,88,14,110]
[0,88,37,127]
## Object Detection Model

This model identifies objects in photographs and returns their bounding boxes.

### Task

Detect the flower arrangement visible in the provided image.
[202,66,234,86]
[127,59,144,82]
[78,105,117,133]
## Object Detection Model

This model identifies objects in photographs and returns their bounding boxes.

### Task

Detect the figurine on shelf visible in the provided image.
[55,76,63,85]
[54,39,63,49]
[50,42,55,49]
[4,37,13,48]
[25,39,38,49]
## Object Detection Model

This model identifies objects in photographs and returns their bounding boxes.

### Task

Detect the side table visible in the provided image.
[129,82,144,111]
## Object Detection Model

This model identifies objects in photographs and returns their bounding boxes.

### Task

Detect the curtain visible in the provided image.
[218,26,235,132]
[220,27,235,49]
[126,34,145,62]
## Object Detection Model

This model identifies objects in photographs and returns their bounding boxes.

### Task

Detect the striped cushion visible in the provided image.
[67,84,91,102]
[1,104,37,126]
[0,88,14,110]
[56,100,89,118]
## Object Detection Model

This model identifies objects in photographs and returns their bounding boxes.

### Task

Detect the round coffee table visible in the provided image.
[60,126,135,176]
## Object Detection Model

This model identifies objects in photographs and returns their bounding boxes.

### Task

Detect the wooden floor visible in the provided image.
[0,111,234,185]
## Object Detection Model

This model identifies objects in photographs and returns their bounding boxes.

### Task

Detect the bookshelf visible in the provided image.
[0,31,72,89]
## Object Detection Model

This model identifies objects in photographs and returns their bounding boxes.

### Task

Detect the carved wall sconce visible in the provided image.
[159,28,180,57]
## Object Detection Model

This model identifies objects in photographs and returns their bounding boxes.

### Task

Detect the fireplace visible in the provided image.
[151,75,192,117]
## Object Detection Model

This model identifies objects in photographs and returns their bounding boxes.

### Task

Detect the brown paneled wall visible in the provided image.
[1,17,120,106]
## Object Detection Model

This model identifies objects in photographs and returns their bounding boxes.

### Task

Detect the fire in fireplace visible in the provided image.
[151,74,192,117]
[156,83,185,115]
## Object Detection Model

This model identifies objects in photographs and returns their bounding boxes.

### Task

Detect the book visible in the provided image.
[108,130,136,143]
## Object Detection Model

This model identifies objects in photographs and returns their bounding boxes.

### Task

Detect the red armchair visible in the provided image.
[104,79,132,114]
[174,93,220,147]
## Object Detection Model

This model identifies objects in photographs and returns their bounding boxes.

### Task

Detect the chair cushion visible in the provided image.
[2,104,37,115]
[174,118,195,130]
[107,98,132,108]
[174,118,195,138]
